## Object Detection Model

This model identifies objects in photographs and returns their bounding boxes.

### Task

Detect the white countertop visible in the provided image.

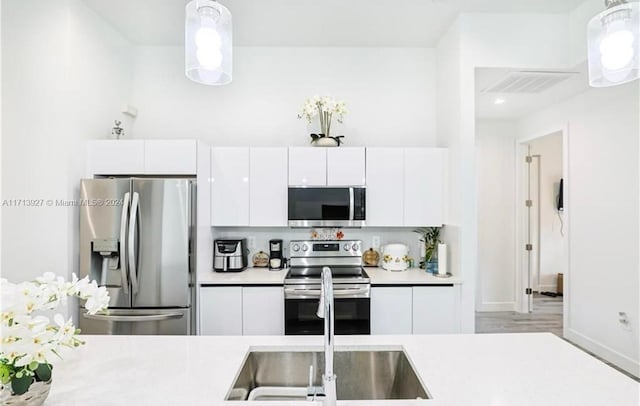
[198,267,462,286]
[46,333,638,405]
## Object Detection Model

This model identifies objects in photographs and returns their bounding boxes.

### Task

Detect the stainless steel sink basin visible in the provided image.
[226,349,430,401]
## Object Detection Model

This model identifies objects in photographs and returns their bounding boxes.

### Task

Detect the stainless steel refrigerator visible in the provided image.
[78,178,195,335]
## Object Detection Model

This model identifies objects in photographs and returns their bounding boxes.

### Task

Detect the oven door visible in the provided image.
[288,187,365,227]
[284,286,370,335]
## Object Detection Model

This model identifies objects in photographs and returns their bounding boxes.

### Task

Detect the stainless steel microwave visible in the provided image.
[288,187,366,227]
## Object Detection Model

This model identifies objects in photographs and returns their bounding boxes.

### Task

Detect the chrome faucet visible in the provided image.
[308,266,337,405]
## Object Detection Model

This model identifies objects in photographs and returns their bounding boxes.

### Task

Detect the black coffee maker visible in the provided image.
[269,239,284,270]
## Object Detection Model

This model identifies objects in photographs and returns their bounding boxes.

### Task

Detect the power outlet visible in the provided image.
[372,236,381,249]
[247,236,256,250]
[618,312,632,332]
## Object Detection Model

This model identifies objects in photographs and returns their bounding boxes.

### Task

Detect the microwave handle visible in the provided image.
[349,187,355,220]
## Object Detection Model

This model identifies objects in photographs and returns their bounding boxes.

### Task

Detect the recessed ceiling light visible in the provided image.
[494,98,506,105]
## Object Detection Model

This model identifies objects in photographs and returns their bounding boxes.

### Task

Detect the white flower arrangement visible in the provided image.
[297,95,348,144]
[0,273,110,395]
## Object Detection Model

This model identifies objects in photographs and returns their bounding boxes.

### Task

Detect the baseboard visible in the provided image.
[566,328,640,378]
[476,302,515,312]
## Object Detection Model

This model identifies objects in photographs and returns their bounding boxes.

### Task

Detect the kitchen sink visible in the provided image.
[226,348,430,401]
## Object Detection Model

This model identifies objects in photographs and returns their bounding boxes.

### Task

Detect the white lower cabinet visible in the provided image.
[200,287,243,336]
[242,287,284,335]
[412,286,459,334]
[371,287,413,335]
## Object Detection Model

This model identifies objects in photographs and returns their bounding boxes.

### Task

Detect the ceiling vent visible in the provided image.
[481,71,579,94]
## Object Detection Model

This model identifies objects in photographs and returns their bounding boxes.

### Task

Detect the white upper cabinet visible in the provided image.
[249,148,288,226]
[87,140,198,176]
[288,147,327,186]
[144,140,197,175]
[87,140,145,175]
[404,148,447,226]
[365,148,404,226]
[211,147,250,226]
[327,147,366,186]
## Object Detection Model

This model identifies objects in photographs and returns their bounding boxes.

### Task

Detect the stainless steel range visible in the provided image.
[284,240,371,335]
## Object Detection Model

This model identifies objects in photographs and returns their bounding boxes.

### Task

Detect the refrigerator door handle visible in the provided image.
[128,192,140,294]
[82,312,184,322]
[119,192,131,294]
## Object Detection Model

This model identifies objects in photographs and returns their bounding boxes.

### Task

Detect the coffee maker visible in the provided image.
[269,239,285,270]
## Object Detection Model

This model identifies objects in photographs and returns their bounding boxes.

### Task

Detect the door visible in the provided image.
[87,140,145,175]
[131,179,193,308]
[79,178,132,308]
[288,147,327,186]
[327,147,366,186]
[371,287,412,334]
[211,147,250,226]
[412,286,459,334]
[525,149,541,312]
[249,148,288,226]
[145,140,197,175]
[200,287,243,335]
[366,148,404,226]
[79,308,190,335]
[242,287,284,335]
[404,148,446,226]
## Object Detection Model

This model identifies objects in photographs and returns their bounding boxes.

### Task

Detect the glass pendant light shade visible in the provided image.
[588,1,639,87]
[185,0,232,85]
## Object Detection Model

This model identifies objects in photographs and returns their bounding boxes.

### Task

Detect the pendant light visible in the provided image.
[588,0,639,87]
[185,0,232,85]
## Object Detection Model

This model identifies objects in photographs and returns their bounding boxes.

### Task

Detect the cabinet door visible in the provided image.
[200,287,243,335]
[211,147,250,226]
[371,287,413,334]
[288,147,327,186]
[327,147,366,186]
[412,286,459,334]
[242,287,284,335]
[404,148,446,226]
[87,140,145,175]
[145,140,197,175]
[366,148,404,226]
[250,148,288,226]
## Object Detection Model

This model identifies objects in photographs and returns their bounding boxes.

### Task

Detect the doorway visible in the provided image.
[518,130,567,322]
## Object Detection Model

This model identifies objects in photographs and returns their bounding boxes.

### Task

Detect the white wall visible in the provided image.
[475,120,516,311]
[517,82,639,376]
[129,46,438,147]
[1,0,133,288]
[526,132,564,292]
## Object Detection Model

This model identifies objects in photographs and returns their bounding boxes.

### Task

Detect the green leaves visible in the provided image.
[10,373,33,395]
[34,363,52,382]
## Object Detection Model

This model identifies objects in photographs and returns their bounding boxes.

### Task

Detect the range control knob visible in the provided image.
[292,244,300,252]
[352,243,360,252]
[301,244,309,252]
[343,243,351,251]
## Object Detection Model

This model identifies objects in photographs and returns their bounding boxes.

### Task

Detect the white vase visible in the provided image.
[312,137,339,147]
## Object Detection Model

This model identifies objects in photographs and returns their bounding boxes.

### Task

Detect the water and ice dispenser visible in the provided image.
[91,238,119,286]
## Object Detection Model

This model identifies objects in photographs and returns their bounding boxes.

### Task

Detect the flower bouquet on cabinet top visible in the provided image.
[297,95,348,147]
[0,273,110,404]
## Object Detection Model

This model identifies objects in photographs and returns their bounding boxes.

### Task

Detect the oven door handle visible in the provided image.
[284,286,370,299]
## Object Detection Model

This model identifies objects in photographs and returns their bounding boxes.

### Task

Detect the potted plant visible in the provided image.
[0,273,110,404]
[297,95,348,146]
[414,227,442,272]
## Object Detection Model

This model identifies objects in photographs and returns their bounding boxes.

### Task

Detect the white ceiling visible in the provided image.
[82,0,586,47]
[475,64,591,120]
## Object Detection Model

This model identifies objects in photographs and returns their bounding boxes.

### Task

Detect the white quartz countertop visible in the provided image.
[45,333,638,405]
[198,267,462,285]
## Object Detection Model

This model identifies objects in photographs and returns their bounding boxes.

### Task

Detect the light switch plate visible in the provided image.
[372,236,380,249]
[247,236,256,250]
